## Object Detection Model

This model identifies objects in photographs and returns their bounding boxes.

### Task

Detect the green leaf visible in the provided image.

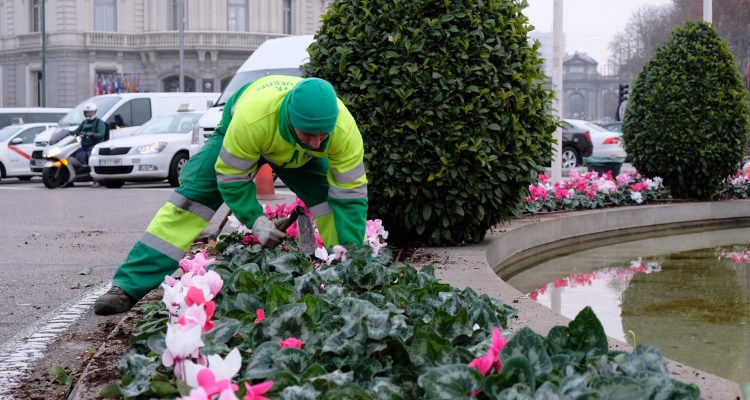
[568,306,608,356]
[149,380,179,396]
[243,341,281,379]
[207,317,242,345]
[279,384,320,400]
[99,384,122,398]
[484,356,536,394]
[264,303,310,340]
[418,364,483,400]
[500,327,553,378]
[408,327,453,367]
[273,348,311,375]
[50,363,68,385]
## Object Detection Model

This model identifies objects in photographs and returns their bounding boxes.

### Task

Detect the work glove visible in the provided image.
[252,216,286,248]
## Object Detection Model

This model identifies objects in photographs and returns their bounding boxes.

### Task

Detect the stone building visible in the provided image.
[562,52,625,123]
[0,0,328,107]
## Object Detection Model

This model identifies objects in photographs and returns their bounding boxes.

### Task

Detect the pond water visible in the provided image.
[504,227,750,383]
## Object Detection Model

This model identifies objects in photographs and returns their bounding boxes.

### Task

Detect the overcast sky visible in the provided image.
[524,0,673,67]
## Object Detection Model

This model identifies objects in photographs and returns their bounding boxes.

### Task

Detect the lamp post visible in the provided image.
[178,0,185,92]
[551,0,564,183]
[703,0,712,24]
[40,0,46,106]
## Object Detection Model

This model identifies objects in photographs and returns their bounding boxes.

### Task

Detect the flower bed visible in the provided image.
[105,203,702,399]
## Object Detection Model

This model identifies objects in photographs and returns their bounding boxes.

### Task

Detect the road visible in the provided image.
[0,177,173,344]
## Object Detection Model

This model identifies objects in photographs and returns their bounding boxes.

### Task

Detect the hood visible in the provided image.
[94,133,189,148]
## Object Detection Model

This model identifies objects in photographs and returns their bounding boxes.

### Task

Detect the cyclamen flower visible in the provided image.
[162,323,204,379]
[179,249,215,275]
[468,327,508,376]
[242,235,260,245]
[314,247,335,265]
[178,303,215,333]
[162,280,186,318]
[630,191,643,204]
[254,309,265,324]
[244,381,274,400]
[332,245,347,262]
[178,388,209,400]
[279,337,302,349]
[184,349,242,397]
[366,219,389,240]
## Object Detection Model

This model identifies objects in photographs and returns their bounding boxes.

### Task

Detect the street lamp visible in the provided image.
[178,0,185,92]
[551,0,563,183]
[703,0,712,24]
[41,0,46,106]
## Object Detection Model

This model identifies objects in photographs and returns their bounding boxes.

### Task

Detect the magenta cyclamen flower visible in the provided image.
[468,327,508,376]
[279,337,302,349]
[179,250,215,275]
[244,381,274,400]
[254,309,265,324]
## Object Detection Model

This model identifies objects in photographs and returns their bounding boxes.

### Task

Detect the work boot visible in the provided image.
[94,286,137,315]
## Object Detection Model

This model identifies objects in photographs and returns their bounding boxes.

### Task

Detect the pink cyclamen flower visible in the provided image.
[162,323,204,379]
[279,337,302,349]
[244,381,274,400]
[196,368,238,397]
[179,250,216,275]
[178,387,209,400]
[468,327,508,376]
[254,309,265,324]
[243,235,260,245]
[538,173,549,185]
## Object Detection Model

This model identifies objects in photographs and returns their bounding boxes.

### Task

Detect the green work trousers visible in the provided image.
[111,133,330,301]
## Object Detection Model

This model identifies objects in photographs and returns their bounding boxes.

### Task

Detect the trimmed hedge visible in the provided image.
[303,0,556,245]
[622,21,750,199]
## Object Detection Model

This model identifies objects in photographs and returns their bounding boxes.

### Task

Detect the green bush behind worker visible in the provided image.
[94,75,368,315]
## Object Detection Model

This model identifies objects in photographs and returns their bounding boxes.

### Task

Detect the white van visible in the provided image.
[0,122,58,181]
[190,35,313,156]
[0,108,70,129]
[30,92,218,173]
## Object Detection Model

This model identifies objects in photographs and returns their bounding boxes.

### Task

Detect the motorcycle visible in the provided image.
[41,129,93,189]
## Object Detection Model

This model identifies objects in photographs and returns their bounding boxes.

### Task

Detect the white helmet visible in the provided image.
[83,103,98,120]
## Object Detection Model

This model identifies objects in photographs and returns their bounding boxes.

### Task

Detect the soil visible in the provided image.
[8,291,159,400]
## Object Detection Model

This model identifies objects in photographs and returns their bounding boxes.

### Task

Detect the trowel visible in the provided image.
[277,205,317,255]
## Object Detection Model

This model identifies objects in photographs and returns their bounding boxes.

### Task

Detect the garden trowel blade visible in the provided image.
[297,214,316,254]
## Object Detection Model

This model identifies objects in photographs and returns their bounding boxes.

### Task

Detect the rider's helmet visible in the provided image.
[82,103,98,121]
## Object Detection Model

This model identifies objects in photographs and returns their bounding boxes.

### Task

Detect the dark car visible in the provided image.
[561,120,594,167]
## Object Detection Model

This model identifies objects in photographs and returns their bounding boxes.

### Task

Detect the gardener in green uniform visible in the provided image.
[94,75,368,315]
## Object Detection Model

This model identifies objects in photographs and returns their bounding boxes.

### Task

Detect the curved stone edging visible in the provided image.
[413,199,750,400]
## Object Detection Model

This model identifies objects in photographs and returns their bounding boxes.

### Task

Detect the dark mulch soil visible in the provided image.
[8,291,158,400]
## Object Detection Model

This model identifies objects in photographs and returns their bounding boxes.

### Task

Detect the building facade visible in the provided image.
[562,52,623,123]
[0,0,328,107]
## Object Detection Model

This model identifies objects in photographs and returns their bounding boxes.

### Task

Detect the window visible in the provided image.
[94,0,116,32]
[163,76,196,92]
[108,99,151,128]
[172,0,187,31]
[283,0,292,34]
[17,126,46,144]
[227,0,246,32]
[130,98,152,126]
[30,0,42,33]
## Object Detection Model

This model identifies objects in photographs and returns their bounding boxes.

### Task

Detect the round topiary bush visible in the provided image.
[622,21,750,200]
[304,0,556,245]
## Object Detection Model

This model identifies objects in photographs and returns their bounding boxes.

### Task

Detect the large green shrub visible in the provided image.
[303,0,556,245]
[622,21,750,199]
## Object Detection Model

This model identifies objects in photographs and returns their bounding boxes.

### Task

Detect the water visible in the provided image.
[505,227,750,383]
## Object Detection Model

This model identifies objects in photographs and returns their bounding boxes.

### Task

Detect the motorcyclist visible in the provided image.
[72,103,106,162]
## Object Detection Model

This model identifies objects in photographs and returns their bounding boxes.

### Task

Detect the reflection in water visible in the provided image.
[507,229,750,383]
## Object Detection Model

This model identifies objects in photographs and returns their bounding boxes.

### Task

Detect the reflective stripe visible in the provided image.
[332,162,365,184]
[168,192,215,221]
[217,173,253,183]
[139,231,186,261]
[309,202,332,217]
[329,185,368,199]
[219,147,256,171]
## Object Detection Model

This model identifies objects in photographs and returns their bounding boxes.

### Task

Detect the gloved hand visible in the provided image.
[251,216,286,248]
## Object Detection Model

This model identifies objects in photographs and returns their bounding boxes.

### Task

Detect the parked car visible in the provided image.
[566,119,626,159]
[30,92,218,173]
[89,111,203,188]
[0,122,57,182]
[560,120,594,168]
[0,107,70,129]
[601,121,622,134]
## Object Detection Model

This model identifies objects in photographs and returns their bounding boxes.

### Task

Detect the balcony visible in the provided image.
[1,31,288,53]
[84,31,287,52]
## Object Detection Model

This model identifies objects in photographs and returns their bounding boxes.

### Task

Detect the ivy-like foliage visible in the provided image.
[303,0,556,245]
[622,21,750,199]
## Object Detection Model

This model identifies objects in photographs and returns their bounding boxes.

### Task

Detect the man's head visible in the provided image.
[83,103,98,121]
[287,78,338,149]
